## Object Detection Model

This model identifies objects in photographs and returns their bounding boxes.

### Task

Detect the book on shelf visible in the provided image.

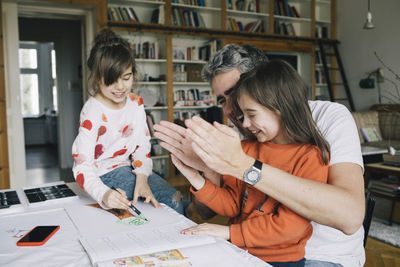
[108,6,139,23]
[274,0,301,18]
[151,6,165,24]
[130,41,160,59]
[229,0,258,12]
[172,0,206,7]
[172,7,205,27]
[383,154,400,163]
[360,127,382,142]
[228,17,263,33]
[274,21,296,36]
[370,179,400,197]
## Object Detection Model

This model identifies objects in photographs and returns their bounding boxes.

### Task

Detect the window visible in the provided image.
[19,46,39,115]
[19,42,57,116]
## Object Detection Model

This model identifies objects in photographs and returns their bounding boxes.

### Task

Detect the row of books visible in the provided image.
[174,88,211,101]
[172,40,221,62]
[383,153,400,167]
[108,6,139,22]
[129,41,160,60]
[172,0,206,7]
[228,17,264,33]
[369,177,400,197]
[172,7,205,27]
[274,21,296,36]
[227,0,260,13]
[274,0,301,18]
[174,110,201,122]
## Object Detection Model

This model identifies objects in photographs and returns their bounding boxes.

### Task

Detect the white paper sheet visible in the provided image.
[65,202,189,238]
[0,208,91,267]
[81,220,216,266]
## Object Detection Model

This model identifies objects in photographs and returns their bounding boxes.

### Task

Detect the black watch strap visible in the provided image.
[253,159,262,170]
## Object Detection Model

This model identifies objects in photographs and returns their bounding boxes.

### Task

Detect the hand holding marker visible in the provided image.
[111,186,148,221]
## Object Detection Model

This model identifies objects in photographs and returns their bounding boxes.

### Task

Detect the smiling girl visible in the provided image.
[72,29,188,214]
[172,60,330,266]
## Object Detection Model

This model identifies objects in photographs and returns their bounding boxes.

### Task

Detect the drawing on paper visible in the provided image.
[110,249,192,266]
[86,203,149,226]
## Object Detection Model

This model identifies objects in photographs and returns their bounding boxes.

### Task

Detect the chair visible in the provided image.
[363,190,376,247]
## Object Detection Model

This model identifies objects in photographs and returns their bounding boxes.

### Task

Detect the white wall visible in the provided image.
[337,0,400,111]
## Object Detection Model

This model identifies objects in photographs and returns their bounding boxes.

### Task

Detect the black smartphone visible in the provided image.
[16,225,60,246]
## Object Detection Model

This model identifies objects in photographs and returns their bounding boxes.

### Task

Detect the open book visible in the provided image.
[65,202,216,266]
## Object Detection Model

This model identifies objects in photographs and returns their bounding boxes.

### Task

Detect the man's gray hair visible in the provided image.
[202,44,268,82]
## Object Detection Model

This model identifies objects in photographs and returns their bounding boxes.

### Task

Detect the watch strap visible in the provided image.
[253,159,262,170]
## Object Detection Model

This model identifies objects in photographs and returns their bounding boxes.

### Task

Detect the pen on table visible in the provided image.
[111,186,148,221]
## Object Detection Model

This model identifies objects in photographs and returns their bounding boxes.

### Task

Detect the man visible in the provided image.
[154,44,365,266]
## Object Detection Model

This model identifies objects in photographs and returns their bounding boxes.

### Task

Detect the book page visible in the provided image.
[80,220,215,265]
[98,242,270,267]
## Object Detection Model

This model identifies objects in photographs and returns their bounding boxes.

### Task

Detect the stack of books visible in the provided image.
[370,177,400,197]
[383,154,400,167]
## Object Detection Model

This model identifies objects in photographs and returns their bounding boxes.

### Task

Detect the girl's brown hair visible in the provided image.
[230,60,330,164]
[87,29,136,95]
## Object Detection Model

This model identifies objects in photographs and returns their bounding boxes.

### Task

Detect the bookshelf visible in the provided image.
[105,0,336,180]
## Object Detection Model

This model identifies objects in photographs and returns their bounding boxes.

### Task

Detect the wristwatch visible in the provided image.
[243,159,262,185]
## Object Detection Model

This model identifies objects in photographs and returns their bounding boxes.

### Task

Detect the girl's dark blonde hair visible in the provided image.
[230,60,330,165]
[87,29,136,95]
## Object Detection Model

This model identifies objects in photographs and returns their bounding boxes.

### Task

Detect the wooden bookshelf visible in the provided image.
[106,0,336,180]
[0,0,336,189]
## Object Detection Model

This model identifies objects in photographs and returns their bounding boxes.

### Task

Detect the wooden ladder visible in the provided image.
[317,39,355,111]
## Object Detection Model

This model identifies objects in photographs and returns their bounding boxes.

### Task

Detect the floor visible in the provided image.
[25,145,74,186]
[26,145,400,266]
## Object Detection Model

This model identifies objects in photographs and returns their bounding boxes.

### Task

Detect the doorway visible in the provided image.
[18,17,83,186]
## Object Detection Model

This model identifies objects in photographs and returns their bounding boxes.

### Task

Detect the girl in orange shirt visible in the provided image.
[172,60,330,266]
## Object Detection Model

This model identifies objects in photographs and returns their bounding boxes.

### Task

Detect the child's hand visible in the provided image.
[171,154,205,190]
[133,174,161,208]
[102,188,130,210]
[181,223,230,241]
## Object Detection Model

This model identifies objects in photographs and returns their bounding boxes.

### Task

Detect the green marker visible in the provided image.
[111,186,149,221]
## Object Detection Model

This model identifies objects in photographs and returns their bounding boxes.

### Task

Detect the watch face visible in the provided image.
[247,170,259,182]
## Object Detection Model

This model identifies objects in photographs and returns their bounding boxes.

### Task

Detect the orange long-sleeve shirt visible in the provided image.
[191,141,329,262]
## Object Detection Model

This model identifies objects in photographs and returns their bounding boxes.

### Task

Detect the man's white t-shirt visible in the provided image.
[307,101,365,267]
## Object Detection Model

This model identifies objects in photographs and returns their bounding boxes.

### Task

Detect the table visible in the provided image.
[364,162,400,225]
[0,182,269,267]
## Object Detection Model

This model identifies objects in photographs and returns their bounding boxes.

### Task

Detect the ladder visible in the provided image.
[317,39,355,111]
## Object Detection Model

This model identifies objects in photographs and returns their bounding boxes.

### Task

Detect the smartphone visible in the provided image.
[16,225,60,246]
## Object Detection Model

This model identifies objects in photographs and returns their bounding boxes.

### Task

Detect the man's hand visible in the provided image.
[185,116,252,179]
[154,121,208,171]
